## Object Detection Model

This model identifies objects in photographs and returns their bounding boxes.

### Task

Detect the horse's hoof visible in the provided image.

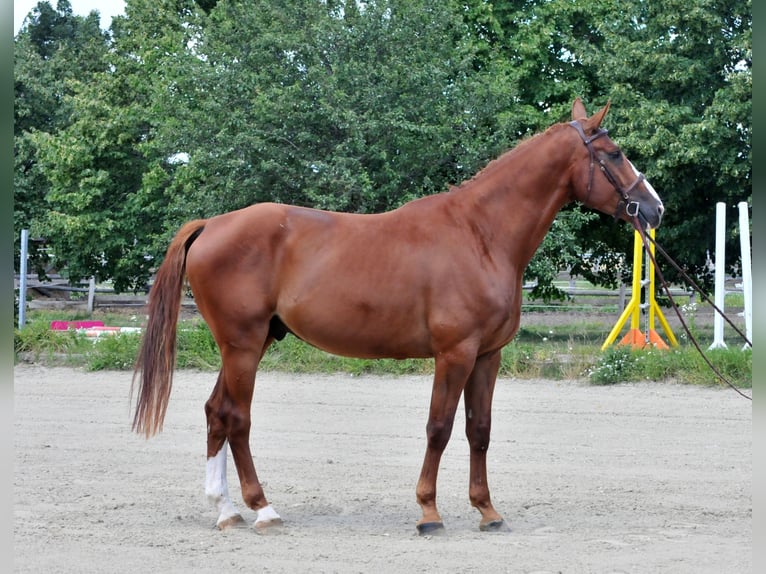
[479,518,510,533]
[416,521,446,536]
[217,514,246,530]
[254,517,284,534]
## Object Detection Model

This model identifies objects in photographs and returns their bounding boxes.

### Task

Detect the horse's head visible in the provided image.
[568,98,664,230]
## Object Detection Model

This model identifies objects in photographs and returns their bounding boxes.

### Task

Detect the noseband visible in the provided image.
[568,120,644,219]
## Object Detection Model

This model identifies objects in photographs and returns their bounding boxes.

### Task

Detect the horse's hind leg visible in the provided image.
[205,371,245,529]
[463,349,508,532]
[205,336,282,531]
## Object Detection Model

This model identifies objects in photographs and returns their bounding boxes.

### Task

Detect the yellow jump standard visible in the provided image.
[602,229,678,350]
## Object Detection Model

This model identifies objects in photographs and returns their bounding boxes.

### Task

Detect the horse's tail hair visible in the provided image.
[131,219,207,438]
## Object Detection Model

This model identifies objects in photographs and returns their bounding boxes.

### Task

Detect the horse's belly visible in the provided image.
[277,298,433,360]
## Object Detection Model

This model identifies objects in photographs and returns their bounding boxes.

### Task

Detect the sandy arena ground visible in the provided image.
[14,364,751,573]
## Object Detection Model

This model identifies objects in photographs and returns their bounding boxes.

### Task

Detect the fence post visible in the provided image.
[618,283,626,312]
[18,229,29,329]
[738,201,752,349]
[709,203,727,349]
[87,277,96,313]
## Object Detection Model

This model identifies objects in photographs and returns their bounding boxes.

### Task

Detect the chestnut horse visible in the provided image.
[132,98,664,534]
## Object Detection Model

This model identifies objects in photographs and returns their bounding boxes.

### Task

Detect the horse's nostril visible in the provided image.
[658,203,665,215]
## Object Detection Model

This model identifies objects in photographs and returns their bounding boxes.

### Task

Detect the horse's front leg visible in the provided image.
[416,346,477,535]
[463,349,508,532]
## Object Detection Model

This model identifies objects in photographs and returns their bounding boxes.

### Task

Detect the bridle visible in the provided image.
[568,120,645,221]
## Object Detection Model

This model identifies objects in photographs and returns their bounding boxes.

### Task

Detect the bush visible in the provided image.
[14,320,90,362]
[588,346,638,385]
[176,322,221,370]
[86,332,142,370]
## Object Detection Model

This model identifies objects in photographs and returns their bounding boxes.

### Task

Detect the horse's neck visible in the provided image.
[457,126,574,269]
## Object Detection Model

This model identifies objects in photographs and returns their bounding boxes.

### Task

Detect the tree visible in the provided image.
[470,0,751,292]
[568,0,752,289]
[149,0,519,219]
[22,0,207,291]
[15,0,750,298]
[14,0,110,277]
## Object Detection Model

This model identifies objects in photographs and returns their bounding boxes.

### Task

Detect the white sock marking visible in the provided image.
[205,441,240,524]
[255,504,282,525]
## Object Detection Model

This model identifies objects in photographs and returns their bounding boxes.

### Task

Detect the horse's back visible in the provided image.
[187,197,458,270]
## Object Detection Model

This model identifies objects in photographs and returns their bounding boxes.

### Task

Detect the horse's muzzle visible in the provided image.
[637,201,664,230]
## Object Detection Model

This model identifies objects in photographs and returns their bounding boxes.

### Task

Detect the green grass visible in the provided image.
[588,344,751,387]
[85,331,142,370]
[13,318,93,364]
[14,310,751,391]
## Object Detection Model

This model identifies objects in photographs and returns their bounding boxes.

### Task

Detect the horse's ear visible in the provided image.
[571,97,588,121]
[584,100,611,132]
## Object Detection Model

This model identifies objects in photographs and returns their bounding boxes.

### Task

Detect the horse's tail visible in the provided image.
[131,219,207,438]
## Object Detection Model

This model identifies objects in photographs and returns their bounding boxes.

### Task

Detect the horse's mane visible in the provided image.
[450,122,564,192]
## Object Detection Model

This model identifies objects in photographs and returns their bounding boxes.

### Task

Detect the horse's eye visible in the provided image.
[607,150,622,160]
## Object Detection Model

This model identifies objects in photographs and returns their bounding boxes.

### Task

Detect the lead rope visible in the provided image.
[632,219,752,401]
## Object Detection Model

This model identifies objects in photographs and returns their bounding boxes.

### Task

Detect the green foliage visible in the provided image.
[524,207,601,301]
[83,320,221,371]
[588,346,639,385]
[85,332,142,370]
[175,322,222,369]
[14,2,111,278]
[148,0,517,225]
[574,0,752,290]
[14,0,751,298]
[14,319,90,359]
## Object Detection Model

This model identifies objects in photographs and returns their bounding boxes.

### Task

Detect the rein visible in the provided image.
[632,219,752,401]
[569,121,643,219]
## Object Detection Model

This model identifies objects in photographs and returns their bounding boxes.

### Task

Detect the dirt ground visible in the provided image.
[14,364,751,573]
